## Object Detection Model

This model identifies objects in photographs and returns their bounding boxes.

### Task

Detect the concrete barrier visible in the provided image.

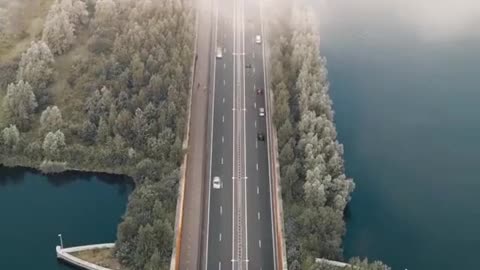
[170,2,200,270]
[56,243,115,270]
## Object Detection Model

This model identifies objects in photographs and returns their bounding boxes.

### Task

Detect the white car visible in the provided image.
[255,35,262,44]
[213,176,222,189]
[216,47,223,58]
[259,107,265,117]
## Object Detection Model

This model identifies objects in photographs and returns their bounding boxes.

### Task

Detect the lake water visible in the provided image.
[0,166,132,270]
[314,0,480,269]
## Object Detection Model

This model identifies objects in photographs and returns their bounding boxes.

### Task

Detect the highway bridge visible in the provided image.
[177,0,281,269]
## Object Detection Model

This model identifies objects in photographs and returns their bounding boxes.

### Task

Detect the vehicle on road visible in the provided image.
[216,47,222,58]
[257,132,265,141]
[245,63,252,69]
[259,107,265,117]
[213,176,222,189]
[255,35,262,44]
[256,88,264,95]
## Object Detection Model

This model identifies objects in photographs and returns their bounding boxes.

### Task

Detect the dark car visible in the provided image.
[257,132,265,141]
[246,63,252,69]
[256,88,264,95]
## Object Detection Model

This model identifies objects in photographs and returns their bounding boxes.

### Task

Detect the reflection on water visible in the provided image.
[312,0,480,269]
[0,166,132,270]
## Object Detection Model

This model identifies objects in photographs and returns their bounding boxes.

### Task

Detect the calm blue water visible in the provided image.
[315,1,480,269]
[0,166,132,270]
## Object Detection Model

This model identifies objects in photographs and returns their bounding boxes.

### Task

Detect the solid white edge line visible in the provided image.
[241,0,249,267]
[260,0,278,268]
[231,0,237,266]
[205,0,219,269]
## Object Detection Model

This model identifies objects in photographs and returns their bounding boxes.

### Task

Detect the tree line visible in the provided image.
[267,5,390,270]
[268,4,390,269]
[0,0,194,269]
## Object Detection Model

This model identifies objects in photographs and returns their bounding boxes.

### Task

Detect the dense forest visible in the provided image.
[0,0,194,269]
[267,5,389,270]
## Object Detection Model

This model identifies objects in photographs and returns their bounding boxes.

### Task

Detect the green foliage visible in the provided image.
[269,4,357,266]
[17,41,55,92]
[40,105,63,133]
[42,0,88,55]
[1,124,20,151]
[3,80,38,130]
[0,0,194,269]
[42,130,66,160]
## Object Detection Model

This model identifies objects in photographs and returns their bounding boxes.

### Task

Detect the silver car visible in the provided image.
[259,107,265,117]
[213,176,222,189]
[216,47,223,58]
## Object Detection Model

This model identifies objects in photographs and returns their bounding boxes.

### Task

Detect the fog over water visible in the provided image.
[309,0,480,269]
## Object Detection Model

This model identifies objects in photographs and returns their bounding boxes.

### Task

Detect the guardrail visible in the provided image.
[56,243,115,270]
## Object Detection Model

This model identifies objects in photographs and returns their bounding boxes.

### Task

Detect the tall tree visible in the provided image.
[3,81,38,130]
[17,41,55,91]
[42,9,75,55]
[43,130,66,160]
[40,106,63,133]
[1,125,20,151]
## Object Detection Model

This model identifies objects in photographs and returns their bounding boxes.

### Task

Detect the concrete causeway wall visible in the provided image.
[56,243,115,270]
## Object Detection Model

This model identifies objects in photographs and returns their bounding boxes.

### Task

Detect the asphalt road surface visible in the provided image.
[204,0,275,268]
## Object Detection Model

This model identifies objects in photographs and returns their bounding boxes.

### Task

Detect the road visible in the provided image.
[204,0,276,268]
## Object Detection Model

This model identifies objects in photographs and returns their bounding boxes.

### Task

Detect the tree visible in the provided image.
[40,106,63,132]
[42,9,75,55]
[3,81,38,130]
[43,130,66,160]
[93,0,117,29]
[115,109,133,141]
[96,117,111,144]
[61,0,89,26]
[133,224,156,270]
[80,120,97,144]
[277,119,294,148]
[145,248,163,270]
[1,125,20,151]
[85,86,113,124]
[132,108,148,149]
[131,54,146,88]
[273,82,291,127]
[17,41,55,91]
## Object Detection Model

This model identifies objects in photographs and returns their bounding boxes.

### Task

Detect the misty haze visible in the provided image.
[311,0,480,269]
[1,0,479,269]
